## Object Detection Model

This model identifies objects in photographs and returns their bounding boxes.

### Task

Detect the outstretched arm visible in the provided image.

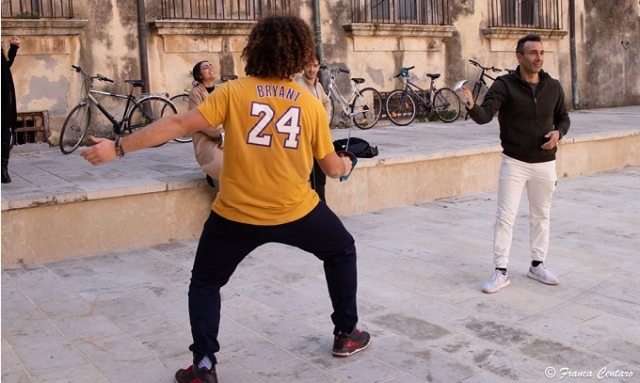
[81,108,210,165]
[465,80,506,124]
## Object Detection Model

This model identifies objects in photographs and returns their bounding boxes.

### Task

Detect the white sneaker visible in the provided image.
[527,263,559,285]
[482,270,511,294]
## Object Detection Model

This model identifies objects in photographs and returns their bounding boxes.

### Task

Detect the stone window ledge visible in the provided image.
[150,20,256,36]
[1,19,88,36]
[343,23,455,38]
[482,27,568,40]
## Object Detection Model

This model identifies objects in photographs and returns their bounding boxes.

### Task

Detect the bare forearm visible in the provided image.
[81,109,209,165]
[121,114,184,153]
[318,152,351,179]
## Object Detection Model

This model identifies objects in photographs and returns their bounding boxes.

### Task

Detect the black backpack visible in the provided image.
[333,137,379,158]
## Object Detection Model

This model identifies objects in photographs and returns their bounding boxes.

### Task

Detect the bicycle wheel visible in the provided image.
[351,87,382,129]
[327,96,335,127]
[433,88,461,123]
[59,103,92,154]
[384,89,416,126]
[127,96,177,135]
[168,93,192,143]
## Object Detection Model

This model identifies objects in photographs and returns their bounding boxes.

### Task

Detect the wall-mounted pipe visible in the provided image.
[569,0,579,109]
[137,0,150,94]
[312,0,326,84]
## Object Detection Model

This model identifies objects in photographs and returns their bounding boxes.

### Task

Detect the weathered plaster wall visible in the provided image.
[322,3,456,95]
[16,36,75,120]
[1,23,85,136]
[579,0,640,108]
[76,0,145,133]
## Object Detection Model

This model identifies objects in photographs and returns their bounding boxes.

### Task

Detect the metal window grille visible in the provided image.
[352,0,450,25]
[160,0,291,20]
[1,0,73,18]
[489,0,562,29]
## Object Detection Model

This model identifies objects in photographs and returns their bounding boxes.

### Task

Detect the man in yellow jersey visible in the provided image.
[80,15,370,383]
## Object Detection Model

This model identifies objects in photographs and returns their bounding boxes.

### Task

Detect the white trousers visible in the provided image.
[493,154,557,268]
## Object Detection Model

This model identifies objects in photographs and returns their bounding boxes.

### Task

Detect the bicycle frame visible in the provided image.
[469,60,502,95]
[466,60,503,121]
[85,88,137,134]
[397,77,436,112]
[386,66,460,125]
[72,65,147,135]
[60,65,177,154]
[476,69,497,89]
[322,66,383,130]
[326,69,360,115]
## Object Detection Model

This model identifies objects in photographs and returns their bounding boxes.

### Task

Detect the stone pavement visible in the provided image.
[2,106,640,383]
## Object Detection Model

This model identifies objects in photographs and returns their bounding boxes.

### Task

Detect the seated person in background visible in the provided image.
[189,60,224,186]
[295,54,332,203]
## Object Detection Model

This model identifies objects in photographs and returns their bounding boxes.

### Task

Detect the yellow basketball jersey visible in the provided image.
[197,76,334,225]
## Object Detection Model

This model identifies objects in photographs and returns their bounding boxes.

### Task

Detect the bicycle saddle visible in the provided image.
[351,78,365,84]
[426,73,440,80]
[125,80,145,87]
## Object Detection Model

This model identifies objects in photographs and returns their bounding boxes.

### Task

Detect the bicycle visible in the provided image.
[59,65,178,154]
[321,66,383,130]
[465,59,502,119]
[385,66,461,126]
[168,91,192,143]
[168,74,239,143]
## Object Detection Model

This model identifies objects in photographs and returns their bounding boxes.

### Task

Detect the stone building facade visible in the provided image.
[1,0,638,143]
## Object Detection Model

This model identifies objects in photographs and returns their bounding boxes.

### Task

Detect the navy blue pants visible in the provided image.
[188,202,358,365]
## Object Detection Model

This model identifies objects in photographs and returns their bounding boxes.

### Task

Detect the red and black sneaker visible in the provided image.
[174,364,218,383]
[332,329,372,357]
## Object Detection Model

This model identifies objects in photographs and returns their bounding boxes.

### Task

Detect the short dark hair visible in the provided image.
[242,15,316,79]
[516,34,542,54]
[192,61,207,82]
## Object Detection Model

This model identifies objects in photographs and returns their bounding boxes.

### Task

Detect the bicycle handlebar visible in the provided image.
[71,65,114,82]
[468,60,502,73]
[96,74,114,83]
[393,66,415,78]
[320,65,349,74]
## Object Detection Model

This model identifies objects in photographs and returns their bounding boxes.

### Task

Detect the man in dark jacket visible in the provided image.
[460,34,570,294]
[1,36,20,183]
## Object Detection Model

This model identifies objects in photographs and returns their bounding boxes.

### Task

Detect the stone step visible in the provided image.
[2,106,639,268]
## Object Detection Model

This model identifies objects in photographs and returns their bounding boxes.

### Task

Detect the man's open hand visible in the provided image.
[80,136,117,165]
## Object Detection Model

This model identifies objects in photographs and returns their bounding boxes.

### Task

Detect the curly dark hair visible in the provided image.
[242,15,316,79]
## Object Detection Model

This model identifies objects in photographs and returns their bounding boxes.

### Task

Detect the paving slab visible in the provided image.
[2,106,640,382]
[2,165,639,382]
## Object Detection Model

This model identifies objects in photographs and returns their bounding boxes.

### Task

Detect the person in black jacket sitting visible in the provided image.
[459,34,571,294]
